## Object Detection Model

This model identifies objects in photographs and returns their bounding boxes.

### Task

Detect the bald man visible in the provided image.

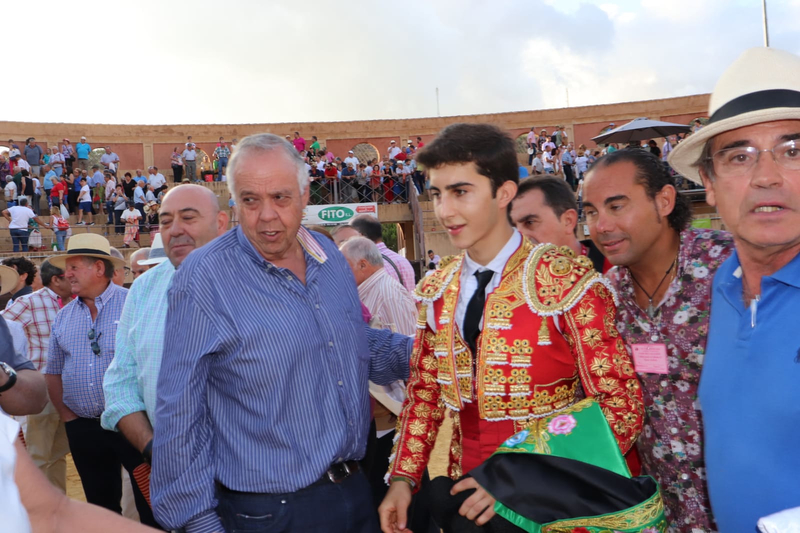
[129,248,151,280]
[102,185,228,465]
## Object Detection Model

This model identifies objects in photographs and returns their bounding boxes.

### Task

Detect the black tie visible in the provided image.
[463,269,494,355]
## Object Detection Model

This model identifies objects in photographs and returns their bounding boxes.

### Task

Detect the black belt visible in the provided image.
[218,460,360,496]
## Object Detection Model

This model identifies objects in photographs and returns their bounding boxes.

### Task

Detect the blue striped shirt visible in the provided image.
[151,226,412,532]
[45,282,128,419]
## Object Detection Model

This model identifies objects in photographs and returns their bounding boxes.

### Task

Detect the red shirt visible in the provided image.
[50,181,67,198]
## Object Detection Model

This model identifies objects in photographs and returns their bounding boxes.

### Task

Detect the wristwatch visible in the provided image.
[0,362,18,393]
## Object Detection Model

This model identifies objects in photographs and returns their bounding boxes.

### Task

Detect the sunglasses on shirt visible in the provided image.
[88,328,103,356]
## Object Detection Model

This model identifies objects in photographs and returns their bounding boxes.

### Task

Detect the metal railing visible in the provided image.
[308,174,423,206]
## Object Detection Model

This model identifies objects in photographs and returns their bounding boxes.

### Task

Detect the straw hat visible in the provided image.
[49,233,127,269]
[139,233,168,266]
[669,47,800,184]
[0,265,20,296]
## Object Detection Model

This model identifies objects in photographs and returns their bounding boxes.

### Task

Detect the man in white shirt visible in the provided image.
[182,145,197,182]
[344,151,360,170]
[13,154,31,173]
[388,141,401,160]
[147,167,167,194]
[2,198,49,252]
[76,177,94,226]
[5,177,18,207]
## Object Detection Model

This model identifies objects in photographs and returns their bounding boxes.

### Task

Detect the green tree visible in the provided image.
[382,223,398,251]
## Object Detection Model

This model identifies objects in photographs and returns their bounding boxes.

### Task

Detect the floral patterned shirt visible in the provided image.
[606,228,733,533]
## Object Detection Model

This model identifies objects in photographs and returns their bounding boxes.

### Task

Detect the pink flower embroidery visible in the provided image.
[547,414,577,435]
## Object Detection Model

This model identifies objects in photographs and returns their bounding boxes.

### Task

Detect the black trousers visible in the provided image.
[216,471,378,533]
[563,164,576,190]
[64,417,162,529]
[172,165,183,183]
[427,476,524,533]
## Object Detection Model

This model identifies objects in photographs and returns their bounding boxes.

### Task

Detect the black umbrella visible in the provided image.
[592,117,691,144]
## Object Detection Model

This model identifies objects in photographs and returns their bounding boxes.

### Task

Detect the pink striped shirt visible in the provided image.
[376,242,416,292]
[357,268,417,337]
[1,287,61,371]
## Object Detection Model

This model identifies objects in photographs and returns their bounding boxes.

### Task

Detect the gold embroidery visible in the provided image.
[414,404,431,419]
[538,320,551,345]
[525,245,601,315]
[541,492,664,532]
[590,356,612,377]
[574,304,597,325]
[421,355,437,371]
[408,420,426,436]
[406,438,424,454]
[399,457,419,474]
[421,372,436,385]
[416,390,433,402]
[582,328,603,348]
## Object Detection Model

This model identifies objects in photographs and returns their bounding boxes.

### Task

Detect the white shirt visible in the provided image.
[32,178,41,195]
[0,413,31,533]
[121,209,142,222]
[543,152,554,170]
[4,318,29,356]
[389,146,401,159]
[104,179,117,201]
[453,230,522,333]
[16,159,31,172]
[148,173,166,189]
[182,149,196,161]
[78,184,91,203]
[344,156,360,169]
[4,182,17,201]
[6,205,35,229]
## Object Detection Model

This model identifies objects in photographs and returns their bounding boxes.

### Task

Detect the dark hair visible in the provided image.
[416,123,518,195]
[349,215,383,242]
[80,177,86,182]
[428,262,436,269]
[18,197,28,207]
[3,256,36,286]
[588,149,691,232]
[81,257,115,279]
[514,177,578,219]
[40,260,64,287]
[124,172,132,178]
[428,249,434,254]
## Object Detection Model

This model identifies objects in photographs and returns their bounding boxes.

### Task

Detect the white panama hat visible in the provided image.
[669,47,800,184]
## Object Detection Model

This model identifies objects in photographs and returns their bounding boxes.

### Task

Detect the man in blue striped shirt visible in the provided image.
[151,134,414,533]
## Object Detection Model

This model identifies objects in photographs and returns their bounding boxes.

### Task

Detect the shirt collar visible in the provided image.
[75,281,118,310]
[730,248,800,290]
[463,229,522,278]
[235,225,328,267]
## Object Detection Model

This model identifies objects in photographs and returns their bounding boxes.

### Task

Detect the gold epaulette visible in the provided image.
[414,254,463,305]
[523,244,615,317]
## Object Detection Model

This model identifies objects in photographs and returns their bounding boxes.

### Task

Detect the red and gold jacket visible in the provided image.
[387,239,644,487]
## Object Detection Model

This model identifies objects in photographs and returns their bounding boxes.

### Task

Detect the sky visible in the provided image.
[3,0,798,125]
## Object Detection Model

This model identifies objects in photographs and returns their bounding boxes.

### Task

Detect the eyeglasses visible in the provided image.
[88,328,103,356]
[707,139,800,178]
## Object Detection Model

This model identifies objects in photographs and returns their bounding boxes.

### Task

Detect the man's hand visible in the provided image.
[452,476,497,526]
[379,480,413,533]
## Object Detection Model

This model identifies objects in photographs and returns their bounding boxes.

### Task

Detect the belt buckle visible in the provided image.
[326,462,351,484]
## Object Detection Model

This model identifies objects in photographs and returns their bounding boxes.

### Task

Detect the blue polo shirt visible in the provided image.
[76,143,91,159]
[700,250,800,532]
[43,170,57,191]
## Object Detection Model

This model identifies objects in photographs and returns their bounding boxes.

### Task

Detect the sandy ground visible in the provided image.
[65,417,455,503]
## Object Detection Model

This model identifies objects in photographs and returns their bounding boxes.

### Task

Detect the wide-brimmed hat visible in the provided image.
[669,47,800,184]
[139,233,168,266]
[49,233,127,269]
[0,265,20,296]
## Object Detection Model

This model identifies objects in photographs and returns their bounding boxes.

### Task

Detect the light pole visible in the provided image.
[762,0,770,47]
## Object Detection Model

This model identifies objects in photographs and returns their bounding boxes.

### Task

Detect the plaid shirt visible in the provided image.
[102,260,175,431]
[214,145,231,159]
[45,282,128,419]
[1,288,61,371]
[376,242,416,292]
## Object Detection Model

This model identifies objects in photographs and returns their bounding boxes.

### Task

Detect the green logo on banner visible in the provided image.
[319,206,355,222]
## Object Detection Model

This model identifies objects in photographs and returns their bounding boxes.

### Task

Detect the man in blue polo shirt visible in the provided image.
[669,47,800,531]
[75,136,91,171]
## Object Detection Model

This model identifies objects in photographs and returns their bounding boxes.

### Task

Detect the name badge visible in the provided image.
[631,343,669,374]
